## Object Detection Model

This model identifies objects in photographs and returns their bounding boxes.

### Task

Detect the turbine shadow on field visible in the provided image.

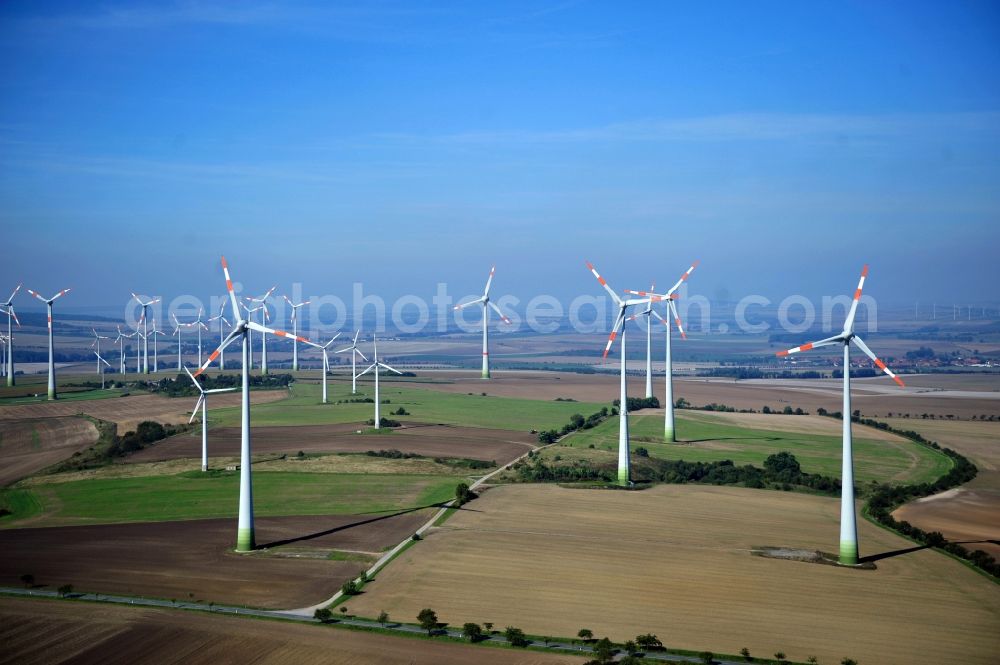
[258,502,464,549]
[680,436,784,444]
[860,539,998,564]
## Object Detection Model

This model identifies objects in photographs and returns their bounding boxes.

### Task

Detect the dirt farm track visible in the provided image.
[0,596,586,665]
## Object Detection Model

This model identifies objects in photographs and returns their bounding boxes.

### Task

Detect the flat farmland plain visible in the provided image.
[0,416,98,486]
[348,484,1000,665]
[0,597,586,665]
[0,511,433,608]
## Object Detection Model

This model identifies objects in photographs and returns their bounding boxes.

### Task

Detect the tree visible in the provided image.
[57,584,73,597]
[455,482,477,505]
[462,622,483,642]
[594,637,615,663]
[417,608,438,636]
[623,639,637,655]
[635,633,662,650]
[483,622,493,633]
[314,608,332,623]
[504,626,528,647]
[377,610,389,626]
[774,652,787,665]
[699,651,715,665]
[20,573,34,588]
[807,658,818,664]
[577,628,594,642]
[341,580,359,595]
[740,647,752,661]
[840,659,857,665]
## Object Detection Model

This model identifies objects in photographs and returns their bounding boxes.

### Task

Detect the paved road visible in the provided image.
[1,586,749,664]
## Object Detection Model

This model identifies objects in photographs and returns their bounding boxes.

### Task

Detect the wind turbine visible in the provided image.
[453,266,512,379]
[26,288,71,400]
[335,330,368,395]
[586,262,646,487]
[114,326,129,376]
[245,287,276,374]
[193,257,307,551]
[303,333,341,403]
[132,319,144,375]
[625,260,699,442]
[131,293,160,374]
[207,302,230,371]
[356,337,402,428]
[174,311,208,369]
[94,351,111,389]
[630,280,656,398]
[91,329,110,377]
[2,284,20,386]
[282,295,311,371]
[150,318,165,373]
[775,265,905,566]
[183,367,237,472]
[240,301,269,371]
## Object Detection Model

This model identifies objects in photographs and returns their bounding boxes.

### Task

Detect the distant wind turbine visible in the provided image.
[131,292,161,374]
[26,287,71,400]
[453,265,512,379]
[183,367,237,472]
[776,265,905,566]
[91,329,110,377]
[335,329,368,395]
[303,333,341,403]
[2,284,20,386]
[282,294,311,371]
[356,337,402,429]
[207,302,229,371]
[245,287,276,374]
[94,351,111,389]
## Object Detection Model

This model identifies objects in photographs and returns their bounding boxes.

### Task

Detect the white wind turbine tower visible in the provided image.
[335,330,368,395]
[132,318,144,374]
[91,329,110,377]
[174,311,208,369]
[114,326,129,376]
[207,302,230,371]
[0,331,7,381]
[303,333,341,404]
[3,284,20,386]
[150,318,165,373]
[775,265,905,566]
[629,280,656,398]
[94,351,111,389]
[625,260,699,442]
[131,293,161,374]
[282,295,311,371]
[586,262,647,486]
[193,257,307,551]
[245,287,276,374]
[453,266,512,379]
[26,287,71,400]
[356,337,402,428]
[183,367,237,472]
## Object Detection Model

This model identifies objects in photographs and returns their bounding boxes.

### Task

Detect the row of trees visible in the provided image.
[537,406,612,444]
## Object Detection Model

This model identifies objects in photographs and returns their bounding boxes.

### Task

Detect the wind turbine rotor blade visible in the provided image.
[453,297,485,311]
[379,362,403,375]
[220,256,242,322]
[9,308,19,326]
[182,366,203,391]
[585,261,623,305]
[193,327,243,377]
[49,288,71,302]
[851,336,905,387]
[321,332,342,349]
[651,309,669,326]
[356,363,377,378]
[246,321,308,343]
[774,334,843,357]
[205,388,238,393]
[356,348,369,362]
[667,299,688,339]
[665,260,700,296]
[6,283,21,304]
[487,301,511,324]
[189,395,205,424]
[353,329,360,344]
[844,264,869,332]
[483,265,496,297]
[602,309,627,359]
[26,289,48,303]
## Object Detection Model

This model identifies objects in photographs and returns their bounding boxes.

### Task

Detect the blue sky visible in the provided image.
[1,1,999,311]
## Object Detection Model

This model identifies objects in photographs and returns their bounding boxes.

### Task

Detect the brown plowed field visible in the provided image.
[127,423,534,466]
[0,510,432,608]
[349,483,1000,665]
[0,416,98,486]
[0,596,585,665]
[888,418,1000,557]
[0,390,288,433]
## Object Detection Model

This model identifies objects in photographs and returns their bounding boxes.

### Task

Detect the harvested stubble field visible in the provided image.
[0,597,586,665]
[128,422,534,466]
[0,416,98,486]
[553,410,951,484]
[348,483,1000,665]
[0,510,433,608]
[886,417,1000,558]
[0,389,288,433]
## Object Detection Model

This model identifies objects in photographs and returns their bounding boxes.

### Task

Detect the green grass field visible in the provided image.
[557,412,952,485]
[0,472,462,527]
[209,380,605,432]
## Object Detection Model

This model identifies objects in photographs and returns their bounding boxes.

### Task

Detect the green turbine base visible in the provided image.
[839,542,859,566]
[236,528,255,552]
[664,425,675,443]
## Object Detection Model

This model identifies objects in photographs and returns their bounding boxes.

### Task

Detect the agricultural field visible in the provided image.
[128,422,535,467]
[543,410,952,484]
[347,483,1000,665]
[0,596,586,665]
[885,417,1000,557]
[0,416,98,486]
